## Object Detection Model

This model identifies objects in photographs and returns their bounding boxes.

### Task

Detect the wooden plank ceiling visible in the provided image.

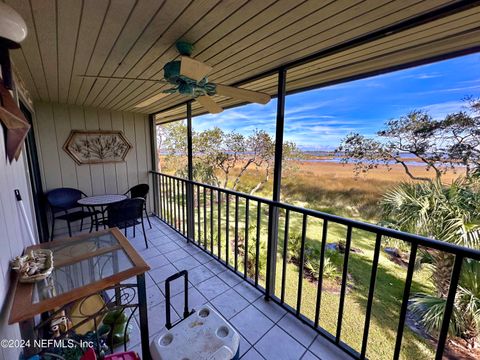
[7,0,480,123]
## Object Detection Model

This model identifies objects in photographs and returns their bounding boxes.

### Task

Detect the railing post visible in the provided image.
[265,67,287,300]
[186,101,195,242]
[149,114,159,216]
[265,205,278,300]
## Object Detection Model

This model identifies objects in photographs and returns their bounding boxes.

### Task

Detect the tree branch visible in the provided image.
[394,157,431,182]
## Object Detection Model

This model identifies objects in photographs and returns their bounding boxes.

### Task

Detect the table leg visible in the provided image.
[101,206,107,229]
[112,252,121,306]
[93,206,99,231]
[137,274,151,360]
[19,318,36,357]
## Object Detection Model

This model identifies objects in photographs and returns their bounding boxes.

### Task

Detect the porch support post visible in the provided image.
[186,101,195,242]
[265,67,287,300]
[149,114,159,216]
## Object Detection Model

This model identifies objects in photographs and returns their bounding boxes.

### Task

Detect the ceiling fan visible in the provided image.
[78,41,271,114]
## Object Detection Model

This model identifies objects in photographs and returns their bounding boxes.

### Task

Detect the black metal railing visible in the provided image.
[150,171,480,360]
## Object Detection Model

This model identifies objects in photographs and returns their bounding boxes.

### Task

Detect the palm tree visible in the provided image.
[381,176,480,346]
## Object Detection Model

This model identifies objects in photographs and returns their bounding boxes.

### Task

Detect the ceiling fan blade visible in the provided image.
[180,56,212,81]
[196,96,223,114]
[215,84,270,104]
[77,74,168,83]
[134,92,171,108]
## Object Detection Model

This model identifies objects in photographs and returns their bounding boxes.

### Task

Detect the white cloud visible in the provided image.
[420,100,467,119]
[283,101,333,116]
[416,85,480,95]
[400,72,442,80]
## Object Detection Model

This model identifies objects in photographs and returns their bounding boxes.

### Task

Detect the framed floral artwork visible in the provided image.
[63,130,132,165]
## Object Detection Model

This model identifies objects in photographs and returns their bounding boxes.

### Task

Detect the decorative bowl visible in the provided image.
[11,249,54,283]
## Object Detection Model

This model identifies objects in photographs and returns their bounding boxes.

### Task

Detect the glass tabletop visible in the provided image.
[31,232,132,303]
[33,249,132,303]
[46,231,120,262]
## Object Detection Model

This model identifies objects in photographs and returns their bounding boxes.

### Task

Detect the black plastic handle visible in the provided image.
[165,270,193,329]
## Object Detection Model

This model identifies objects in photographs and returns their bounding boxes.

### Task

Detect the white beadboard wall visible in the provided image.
[32,102,154,215]
[0,124,36,360]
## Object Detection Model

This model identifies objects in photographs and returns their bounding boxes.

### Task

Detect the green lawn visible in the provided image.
[159,183,436,360]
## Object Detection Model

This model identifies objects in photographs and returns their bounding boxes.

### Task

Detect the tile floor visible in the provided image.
[61,217,351,360]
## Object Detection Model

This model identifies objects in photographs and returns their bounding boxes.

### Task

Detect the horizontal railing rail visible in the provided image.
[150,171,480,360]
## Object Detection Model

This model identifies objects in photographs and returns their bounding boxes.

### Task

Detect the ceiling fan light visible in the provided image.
[0,3,28,48]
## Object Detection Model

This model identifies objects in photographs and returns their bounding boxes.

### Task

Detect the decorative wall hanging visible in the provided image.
[63,130,132,165]
[0,79,30,163]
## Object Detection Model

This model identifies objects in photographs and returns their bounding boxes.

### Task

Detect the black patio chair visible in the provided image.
[46,187,98,240]
[124,183,152,229]
[106,198,148,248]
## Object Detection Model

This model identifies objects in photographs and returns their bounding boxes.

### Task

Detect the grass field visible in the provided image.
[158,158,463,359]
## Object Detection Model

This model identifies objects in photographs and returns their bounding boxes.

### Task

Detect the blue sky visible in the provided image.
[193,53,480,150]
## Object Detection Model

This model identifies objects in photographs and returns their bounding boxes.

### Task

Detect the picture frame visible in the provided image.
[63,130,132,165]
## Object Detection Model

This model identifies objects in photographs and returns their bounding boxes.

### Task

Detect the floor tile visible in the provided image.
[157,277,193,297]
[196,276,230,300]
[239,334,252,357]
[217,269,243,287]
[130,237,148,250]
[148,235,172,250]
[126,319,142,348]
[183,244,204,256]
[255,325,305,360]
[301,351,319,360]
[172,256,201,271]
[156,241,181,253]
[277,313,317,347]
[234,282,263,303]
[163,248,190,262]
[192,250,214,264]
[146,254,168,269]
[230,305,273,344]
[309,335,353,360]
[205,259,228,274]
[142,301,179,336]
[211,288,249,319]
[253,297,286,322]
[187,264,215,285]
[170,287,207,315]
[161,229,179,238]
[241,348,264,360]
[145,273,157,288]
[145,285,164,308]
[169,232,188,243]
[136,246,161,260]
[148,263,177,283]
[148,234,170,245]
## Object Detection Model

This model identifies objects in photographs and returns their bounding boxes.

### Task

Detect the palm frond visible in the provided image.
[410,294,461,336]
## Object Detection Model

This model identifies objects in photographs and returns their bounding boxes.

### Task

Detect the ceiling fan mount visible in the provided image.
[175,40,194,56]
